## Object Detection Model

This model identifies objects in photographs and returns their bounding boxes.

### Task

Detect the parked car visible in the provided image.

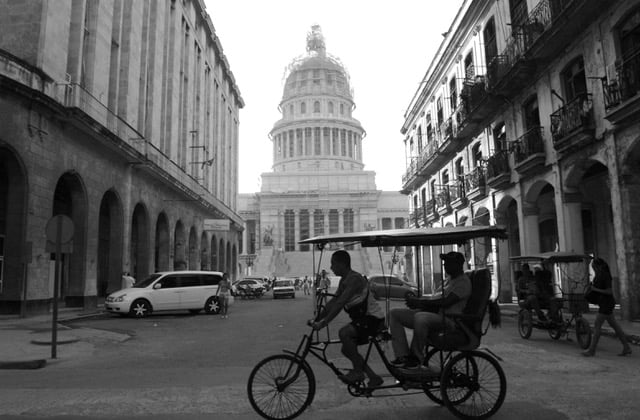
[368,275,418,299]
[105,271,223,318]
[235,279,265,299]
[272,279,296,299]
[244,276,270,291]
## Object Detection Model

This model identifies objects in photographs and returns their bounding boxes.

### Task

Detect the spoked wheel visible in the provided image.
[518,309,533,339]
[440,350,507,420]
[204,296,221,314]
[575,317,592,350]
[129,299,152,318]
[247,354,316,420]
[423,348,456,405]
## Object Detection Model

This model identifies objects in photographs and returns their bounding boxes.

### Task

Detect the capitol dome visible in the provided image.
[270,25,365,174]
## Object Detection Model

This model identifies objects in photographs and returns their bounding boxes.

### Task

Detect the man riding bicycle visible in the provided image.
[311,250,385,387]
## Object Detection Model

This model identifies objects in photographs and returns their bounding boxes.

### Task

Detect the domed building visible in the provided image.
[239,26,408,278]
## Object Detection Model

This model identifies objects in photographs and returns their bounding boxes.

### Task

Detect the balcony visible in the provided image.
[464,167,487,201]
[458,76,503,139]
[449,180,467,209]
[486,151,512,190]
[435,185,452,215]
[425,199,438,223]
[526,0,610,61]
[438,117,460,156]
[513,127,547,178]
[400,140,440,193]
[602,50,640,125]
[410,209,421,228]
[487,33,536,98]
[550,92,596,157]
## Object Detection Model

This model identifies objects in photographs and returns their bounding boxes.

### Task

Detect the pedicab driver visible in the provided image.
[311,250,385,387]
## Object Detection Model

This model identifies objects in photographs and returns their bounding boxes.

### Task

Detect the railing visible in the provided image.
[449,179,465,202]
[440,118,453,141]
[464,166,486,192]
[435,185,451,209]
[486,151,510,179]
[461,75,488,110]
[425,199,437,218]
[550,92,594,142]
[455,99,469,127]
[521,0,552,46]
[602,50,640,109]
[513,127,546,164]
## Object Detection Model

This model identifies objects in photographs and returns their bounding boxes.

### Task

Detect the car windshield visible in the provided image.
[133,273,162,288]
[275,280,293,287]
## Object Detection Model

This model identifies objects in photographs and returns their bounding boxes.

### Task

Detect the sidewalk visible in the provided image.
[500,302,640,346]
[0,307,108,369]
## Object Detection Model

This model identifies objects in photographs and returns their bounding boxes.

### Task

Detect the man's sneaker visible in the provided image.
[367,375,384,388]
[390,355,419,368]
[339,370,365,385]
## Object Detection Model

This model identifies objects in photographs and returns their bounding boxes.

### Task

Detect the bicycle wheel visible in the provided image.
[423,348,456,405]
[575,317,592,350]
[247,354,316,420]
[518,309,532,339]
[441,350,507,420]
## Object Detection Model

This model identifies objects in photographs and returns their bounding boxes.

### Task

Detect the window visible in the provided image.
[493,122,506,151]
[619,8,640,60]
[381,218,392,251]
[300,102,306,114]
[284,210,295,251]
[314,127,321,155]
[472,143,482,167]
[523,95,540,129]
[509,0,528,34]
[436,97,443,125]
[449,77,457,109]
[289,104,294,116]
[328,101,334,114]
[201,274,222,286]
[455,158,464,180]
[343,209,354,249]
[296,129,303,155]
[305,127,312,155]
[347,132,353,157]
[561,57,587,102]
[332,128,339,155]
[340,130,347,156]
[329,209,339,234]
[340,103,344,115]
[483,18,497,63]
[323,127,330,154]
[442,170,450,185]
[417,126,423,153]
[313,101,320,113]
[464,52,475,79]
[426,113,433,143]
[314,209,324,236]
[288,131,294,157]
[299,210,310,251]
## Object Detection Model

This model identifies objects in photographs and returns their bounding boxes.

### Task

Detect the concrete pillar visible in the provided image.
[521,203,540,255]
[338,209,344,234]
[561,192,585,254]
[324,211,329,235]
[294,210,300,251]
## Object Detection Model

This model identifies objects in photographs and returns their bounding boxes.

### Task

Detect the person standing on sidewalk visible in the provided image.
[582,258,632,357]
[217,273,232,319]
[121,272,135,289]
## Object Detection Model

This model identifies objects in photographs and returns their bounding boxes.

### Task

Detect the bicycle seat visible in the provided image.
[429,268,491,351]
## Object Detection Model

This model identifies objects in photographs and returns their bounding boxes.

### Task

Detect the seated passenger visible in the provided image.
[517,263,548,322]
[534,264,561,322]
[388,251,471,372]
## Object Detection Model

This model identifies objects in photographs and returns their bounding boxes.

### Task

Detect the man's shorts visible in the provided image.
[351,315,384,345]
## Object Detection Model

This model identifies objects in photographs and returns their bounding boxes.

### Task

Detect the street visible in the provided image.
[1,292,639,420]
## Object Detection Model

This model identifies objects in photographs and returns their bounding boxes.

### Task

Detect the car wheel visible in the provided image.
[129,299,152,318]
[205,296,221,314]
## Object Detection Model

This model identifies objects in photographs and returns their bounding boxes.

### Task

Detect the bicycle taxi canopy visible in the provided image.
[509,251,592,264]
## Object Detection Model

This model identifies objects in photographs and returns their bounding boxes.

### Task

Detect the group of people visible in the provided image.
[312,250,632,389]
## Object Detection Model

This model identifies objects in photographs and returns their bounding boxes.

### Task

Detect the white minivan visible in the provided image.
[105,271,224,318]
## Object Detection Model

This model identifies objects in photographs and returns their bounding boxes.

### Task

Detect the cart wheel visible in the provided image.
[247,354,316,420]
[423,348,456,405]
[518,309,533,339]
[441,350,507,420]
[575,317,592,350]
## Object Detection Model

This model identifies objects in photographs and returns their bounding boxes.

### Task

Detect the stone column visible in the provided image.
[294,210,300,251]
[324,211,329,235]
[520,202,541,255]
[338,209,344,234]
[560,192,585,254]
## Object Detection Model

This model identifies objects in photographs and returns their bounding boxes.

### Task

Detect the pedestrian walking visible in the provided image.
[217,272,232,319]
[582,257,632,357]
[303,275,310,295]
[121,271,135,289]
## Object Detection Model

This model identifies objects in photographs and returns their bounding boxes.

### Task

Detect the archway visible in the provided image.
[174,221,186,270]
[200,231,210,270]
[496,195,520,301]
[219,238,225,273]
[52,172,88,307]
[471,206,491,267]
[231,244,237,280]
[131,203,150,281]
[97,190,123,296]
[188,226,198,270]
[155,212,170,272]
[0,146,27,314]
[524,181,559,254]
[226,242,231,277]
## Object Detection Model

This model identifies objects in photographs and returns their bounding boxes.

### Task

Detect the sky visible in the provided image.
[204,0,464,193]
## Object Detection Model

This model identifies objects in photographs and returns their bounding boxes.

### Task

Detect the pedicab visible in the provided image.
[511,252,592,349]
[247,225,508,420]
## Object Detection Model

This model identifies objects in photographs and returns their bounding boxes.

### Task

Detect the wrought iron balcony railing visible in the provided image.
[550,92,594,142]
[513,127,546,165]
[602,50,640,110]
[435,185,451,210]
[486,150,510,179]
[449,179,466,202]
[464,166,486,192]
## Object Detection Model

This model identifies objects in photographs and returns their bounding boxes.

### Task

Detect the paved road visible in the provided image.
[0,291,638,419]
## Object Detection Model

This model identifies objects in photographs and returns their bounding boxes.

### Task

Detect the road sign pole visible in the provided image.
[51,216,63,359]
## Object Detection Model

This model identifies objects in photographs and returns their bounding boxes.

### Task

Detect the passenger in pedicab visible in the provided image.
[517,263,549,322]
[388,251,472,373]
[311,250,385,387]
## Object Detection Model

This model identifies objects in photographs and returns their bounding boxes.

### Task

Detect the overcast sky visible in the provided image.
[204,0,464,193]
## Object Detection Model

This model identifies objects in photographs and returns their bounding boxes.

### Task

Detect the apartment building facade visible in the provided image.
[0,0,243,314]
[401,0,640,320]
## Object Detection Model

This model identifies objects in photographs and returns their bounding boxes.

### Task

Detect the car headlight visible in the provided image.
[114,294,127,302]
